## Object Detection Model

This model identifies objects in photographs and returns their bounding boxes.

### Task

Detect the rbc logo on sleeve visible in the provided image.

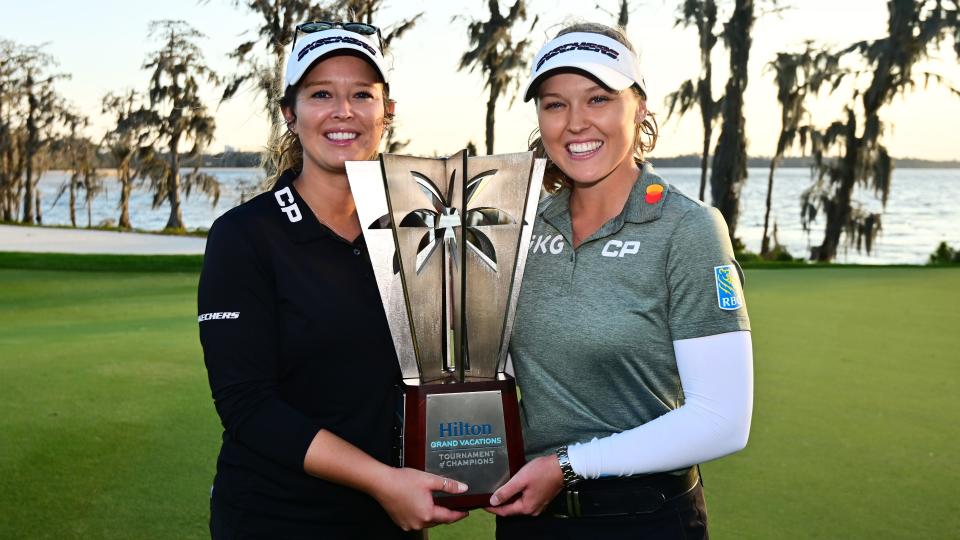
[714,265,743,311]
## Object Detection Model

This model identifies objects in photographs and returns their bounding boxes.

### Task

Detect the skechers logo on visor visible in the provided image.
[298,36,377,61]
[536,42,620,71]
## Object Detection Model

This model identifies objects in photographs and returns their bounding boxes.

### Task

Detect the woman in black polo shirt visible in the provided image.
[486,23,754,539]
[198,22,467,538]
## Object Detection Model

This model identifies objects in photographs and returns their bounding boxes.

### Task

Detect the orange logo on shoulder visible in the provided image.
[645,183,664,204]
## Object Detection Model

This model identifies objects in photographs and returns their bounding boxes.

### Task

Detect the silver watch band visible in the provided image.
[555,445,583,487]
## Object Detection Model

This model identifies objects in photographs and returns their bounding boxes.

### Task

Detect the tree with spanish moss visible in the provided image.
[761,42,840,256]
[15,45,67,224]
[55,129,103,229]
[51,109,90,227]
[802,0,960,261]
[458,0,536,155]
[79,158,104,228]
[141,20,221,231]
[709,0,754,244]
[665,0,720,202]
[0,39,25,221]
[102,90,150,229]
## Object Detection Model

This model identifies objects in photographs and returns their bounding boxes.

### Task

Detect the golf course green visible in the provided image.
[1,261,957,539]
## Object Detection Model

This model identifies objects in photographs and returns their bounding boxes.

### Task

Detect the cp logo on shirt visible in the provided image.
[601,240,641,258]
[275,187,302,223]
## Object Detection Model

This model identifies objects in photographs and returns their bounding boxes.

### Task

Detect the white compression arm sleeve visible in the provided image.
[566,330,753,477]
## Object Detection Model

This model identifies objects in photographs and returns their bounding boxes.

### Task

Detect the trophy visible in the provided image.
[346,150,544,509]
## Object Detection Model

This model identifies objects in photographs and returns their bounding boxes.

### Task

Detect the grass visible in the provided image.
[0,250,937,275]
[0,252,203,273]
[707,268,958,539]
[0,264,957,539]
[0,270,213,539]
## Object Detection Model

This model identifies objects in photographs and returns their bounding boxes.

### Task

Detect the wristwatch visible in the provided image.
[555,445,583,487]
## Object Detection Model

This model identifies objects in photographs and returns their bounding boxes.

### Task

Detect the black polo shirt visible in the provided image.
[198,169,401,525]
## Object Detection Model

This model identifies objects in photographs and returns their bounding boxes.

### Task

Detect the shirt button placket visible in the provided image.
[561,249,576,295]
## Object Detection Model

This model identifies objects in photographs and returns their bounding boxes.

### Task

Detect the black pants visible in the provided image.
[210,493,412,540]
[496,482,708,540]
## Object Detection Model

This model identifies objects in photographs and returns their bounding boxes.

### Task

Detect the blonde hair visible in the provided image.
[528,22,659,193]
[264,58,394,188]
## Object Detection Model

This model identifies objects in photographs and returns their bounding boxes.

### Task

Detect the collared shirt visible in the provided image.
[198,169,401,525]
[510,163,750,459]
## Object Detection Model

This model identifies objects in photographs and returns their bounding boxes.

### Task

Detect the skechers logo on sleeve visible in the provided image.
[275,186,302,223]
[536,42,620,71]
[198,312,240,322]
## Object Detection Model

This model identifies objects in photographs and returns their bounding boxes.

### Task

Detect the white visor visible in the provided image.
[521,32,646,102]
[284,28,389,89]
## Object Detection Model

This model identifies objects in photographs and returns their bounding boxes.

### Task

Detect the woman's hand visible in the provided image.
[485,455,564,517]
[371,467,470,531]
[303,430,469,530]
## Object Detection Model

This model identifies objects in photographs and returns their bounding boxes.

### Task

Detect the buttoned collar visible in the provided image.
[540,162,668,244]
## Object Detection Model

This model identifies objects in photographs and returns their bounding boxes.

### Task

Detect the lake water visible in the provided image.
[33,166,960,265]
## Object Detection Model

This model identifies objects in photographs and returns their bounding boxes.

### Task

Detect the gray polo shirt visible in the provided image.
[510,163,750,459]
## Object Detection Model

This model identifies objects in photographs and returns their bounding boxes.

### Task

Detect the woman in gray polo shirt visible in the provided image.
[486,23,754,539]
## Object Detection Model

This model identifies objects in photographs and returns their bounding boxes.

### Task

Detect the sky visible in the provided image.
[2,0,959,161]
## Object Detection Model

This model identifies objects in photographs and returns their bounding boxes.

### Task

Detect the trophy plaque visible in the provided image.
[346,150,544,509]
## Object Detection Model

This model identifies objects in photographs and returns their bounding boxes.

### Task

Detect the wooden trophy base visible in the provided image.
[397,373,525,510]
